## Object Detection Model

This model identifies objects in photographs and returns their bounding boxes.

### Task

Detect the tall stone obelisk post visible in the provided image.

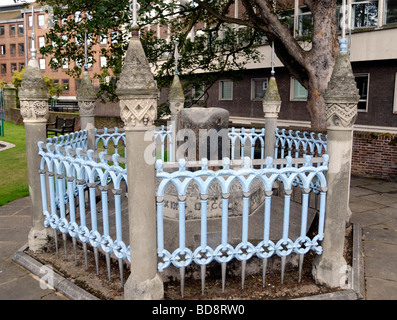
[262,75,281,159]
[116,25,163,299]
[77,69,96,150]
[19,14,50,252]
[168,72,184,162]
[312,38,360,288]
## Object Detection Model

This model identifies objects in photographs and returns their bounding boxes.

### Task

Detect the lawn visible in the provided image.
[0,121,29,206]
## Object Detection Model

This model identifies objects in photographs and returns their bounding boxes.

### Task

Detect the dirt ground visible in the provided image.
[27,226,352,300]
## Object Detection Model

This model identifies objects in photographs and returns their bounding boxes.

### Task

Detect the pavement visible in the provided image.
[0,176,396,300]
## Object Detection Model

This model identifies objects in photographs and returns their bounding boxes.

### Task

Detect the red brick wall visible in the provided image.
[352,132,397,181]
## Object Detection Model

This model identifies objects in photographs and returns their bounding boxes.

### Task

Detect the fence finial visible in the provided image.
[130,0,140,28]
[31,6,37,60]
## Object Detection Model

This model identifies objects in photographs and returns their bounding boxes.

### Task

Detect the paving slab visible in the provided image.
[360,193,397,208]
[361,182,397,193]
[362,241,397,281]
[365,278,397,300]
[349,199,387,213]
[350,186,378,197]
[362,228,397,244]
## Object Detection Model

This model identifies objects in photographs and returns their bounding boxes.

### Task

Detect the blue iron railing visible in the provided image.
[91,125,327,162]
[38,125,329,294]
[155,155,328,296]
[38,141,129,286]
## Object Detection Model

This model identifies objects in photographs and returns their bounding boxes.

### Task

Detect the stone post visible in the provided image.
[3,84,17,122]
[262,75,281,158]
[168,73,184,161]
[312,42,360,288]
[77,70,96,150]
[18,45,50,252]
[116,27,163,300]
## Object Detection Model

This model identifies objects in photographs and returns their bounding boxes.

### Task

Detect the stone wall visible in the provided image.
[352,132,397,181]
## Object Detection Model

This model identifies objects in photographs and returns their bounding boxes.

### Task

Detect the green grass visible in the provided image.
[0,121,29,206]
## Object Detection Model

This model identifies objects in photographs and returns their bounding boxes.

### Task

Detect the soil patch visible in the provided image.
[27,223,353,300]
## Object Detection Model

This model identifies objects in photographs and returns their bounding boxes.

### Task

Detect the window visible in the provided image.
[39,59,46,70]
[385,0,397,24]
[192,84,205,100]
[28,15,33,27]
[51,58,58,69]
[10,44,16,55]
[18,24,24,35]
[11,63,17,73]
[297,6,313,36]
[355,74,369,111]
[219,80,233,100]
[0,45,5,55]
[290,78,308,101]
[18,43,24,55]
[351,0,378,29]
[0,26,4,36]
[19,63,24,71]
[38,36,45,48]
[62,35,68,47]
[100,34,108,45]
[62,58,68,69]
[1,64,6,75]
[38,15,45,27]
[100,56,107,68]
[62,80,69,91]
[75,11,81,23]
[251,78,268,100]
[10,25,15,36]
[111,31,118,44]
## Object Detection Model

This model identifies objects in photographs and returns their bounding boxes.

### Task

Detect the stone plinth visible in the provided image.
[177,107,229,161]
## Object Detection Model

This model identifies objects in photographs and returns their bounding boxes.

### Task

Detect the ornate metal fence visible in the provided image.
[38,141,129,286]
[155,155,329,297]
[38,125,329,295]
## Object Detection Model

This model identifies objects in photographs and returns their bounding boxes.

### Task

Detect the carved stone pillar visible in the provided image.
[168,73,184,161]
[262,75,281,159]
[77,70,96,150]
[19,53,50,252]
[312,48,360,288]
[116,27,163,300]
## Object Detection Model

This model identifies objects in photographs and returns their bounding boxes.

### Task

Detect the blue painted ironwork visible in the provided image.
[228,127,265,161]
[46,129,88,150]
[155,154,329,295]
[94,127,126,156]
[38,140,129,286]
[154,124,173,161]
[274,128,327,163]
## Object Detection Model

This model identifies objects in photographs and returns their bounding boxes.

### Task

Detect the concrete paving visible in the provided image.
[0,176,396,300]
[350,177,397,300]
[0,197,67,300]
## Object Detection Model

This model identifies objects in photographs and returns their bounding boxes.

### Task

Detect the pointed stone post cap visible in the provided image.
[19,61,49,102]
[77,71,96,101]
[116,26,158,128]
[324,51,360,129]
[18,57,49,122]
[262,76,281,118]
[77,71,96,117]
[116,27,158,98]
[169,74,184,114]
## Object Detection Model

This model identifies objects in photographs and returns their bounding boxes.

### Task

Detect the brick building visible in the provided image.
[0,2,109,104]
